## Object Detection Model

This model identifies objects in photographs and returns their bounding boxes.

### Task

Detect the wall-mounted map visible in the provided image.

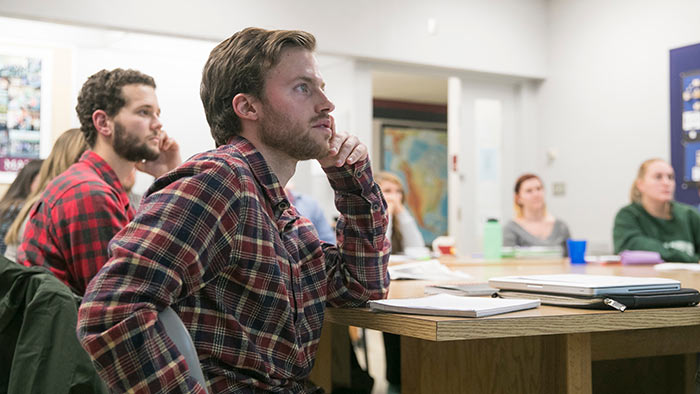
[382,125,447,245]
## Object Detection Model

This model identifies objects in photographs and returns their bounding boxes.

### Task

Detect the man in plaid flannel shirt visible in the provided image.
[77,27,391,393]
[18,69,182,295]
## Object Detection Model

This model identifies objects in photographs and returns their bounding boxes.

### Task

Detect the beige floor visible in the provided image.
[352,329,390,394]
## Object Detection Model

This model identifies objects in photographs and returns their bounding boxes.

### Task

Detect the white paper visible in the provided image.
[654,263,700,272]
[388,260,473,281]
[369,293,540,318]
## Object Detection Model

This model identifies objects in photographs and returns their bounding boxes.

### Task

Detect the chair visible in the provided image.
[159,306,209,393]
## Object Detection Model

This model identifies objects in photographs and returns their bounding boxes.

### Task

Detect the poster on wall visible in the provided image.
[381,124,447,245]
[0,47,51,183]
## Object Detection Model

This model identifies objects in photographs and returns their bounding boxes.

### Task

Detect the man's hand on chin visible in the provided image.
[317,117,368,168]
[136,131,182,178]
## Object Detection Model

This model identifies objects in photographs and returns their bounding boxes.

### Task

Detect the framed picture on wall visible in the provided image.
[380,122,447,245]
[0,46,52,183]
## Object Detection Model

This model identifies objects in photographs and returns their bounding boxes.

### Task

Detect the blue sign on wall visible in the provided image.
[670,43,700,205]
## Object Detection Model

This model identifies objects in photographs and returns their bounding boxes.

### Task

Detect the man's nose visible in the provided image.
[152,115,163,131]
[316,90,335,114]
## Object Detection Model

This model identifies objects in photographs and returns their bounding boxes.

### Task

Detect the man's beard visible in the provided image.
[113,121,160,162]
[258,104,330,161]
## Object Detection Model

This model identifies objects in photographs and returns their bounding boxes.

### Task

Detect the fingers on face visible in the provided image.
[334,134,367,166]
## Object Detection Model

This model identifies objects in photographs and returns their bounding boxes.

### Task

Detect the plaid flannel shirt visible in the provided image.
[78,137,390,393]
[19,151,134,295]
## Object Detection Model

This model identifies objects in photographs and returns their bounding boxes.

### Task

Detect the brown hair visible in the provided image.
[513,173,544,218]
[5,129,88,245]
[76,68,155,147]
[630,158,667,204]
[376,171,406,253]
[200,27,316,147]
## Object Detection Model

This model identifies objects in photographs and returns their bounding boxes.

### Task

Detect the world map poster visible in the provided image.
[382,125,447,245]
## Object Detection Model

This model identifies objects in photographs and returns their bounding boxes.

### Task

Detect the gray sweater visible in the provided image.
[502,219,571,253]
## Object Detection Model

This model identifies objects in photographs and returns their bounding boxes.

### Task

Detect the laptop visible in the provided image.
[488,274,681,296]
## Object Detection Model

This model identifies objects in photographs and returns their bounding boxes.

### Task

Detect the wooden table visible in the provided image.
[311,259,700,393]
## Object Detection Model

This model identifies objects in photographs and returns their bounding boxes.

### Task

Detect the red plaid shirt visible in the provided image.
[78,137,390,393]
[19,151,134,295]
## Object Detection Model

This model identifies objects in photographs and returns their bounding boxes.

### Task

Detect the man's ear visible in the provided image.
[232,93,260,121]
[92,110,113,137]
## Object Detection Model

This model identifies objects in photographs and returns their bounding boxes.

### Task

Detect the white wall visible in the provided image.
[0,0,549,79]
[0,17,368,200]
[539,0,700,253]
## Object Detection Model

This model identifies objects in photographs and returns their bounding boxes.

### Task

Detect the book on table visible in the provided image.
[368,293,540,318]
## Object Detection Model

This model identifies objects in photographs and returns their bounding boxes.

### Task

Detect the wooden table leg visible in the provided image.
[400,333,592,394]
[309,322,352,392]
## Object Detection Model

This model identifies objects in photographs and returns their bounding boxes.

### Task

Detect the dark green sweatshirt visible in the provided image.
[613,202,700,263]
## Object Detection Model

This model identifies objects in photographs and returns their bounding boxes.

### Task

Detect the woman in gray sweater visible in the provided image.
[503,173,570,254]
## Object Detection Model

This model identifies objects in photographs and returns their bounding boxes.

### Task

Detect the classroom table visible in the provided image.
[310,258,700,394]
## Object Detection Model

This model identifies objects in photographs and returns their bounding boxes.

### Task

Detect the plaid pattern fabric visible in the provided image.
[78,137,390,393]
[19,151,134,295]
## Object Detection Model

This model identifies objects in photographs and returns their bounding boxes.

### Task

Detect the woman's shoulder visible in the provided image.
[503,219,520,230]
[614,203,644,217]
[553,217,569,229]
[671,201,700,219]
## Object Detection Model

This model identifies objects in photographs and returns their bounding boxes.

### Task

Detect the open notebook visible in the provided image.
[368,294,540,318]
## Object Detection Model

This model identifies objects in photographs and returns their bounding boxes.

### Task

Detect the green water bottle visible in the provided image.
[483,218,502,260]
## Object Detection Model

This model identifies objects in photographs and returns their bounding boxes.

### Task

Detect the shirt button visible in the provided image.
[354,170,362,179]
[371,203,380,212]
[279,201,289,210]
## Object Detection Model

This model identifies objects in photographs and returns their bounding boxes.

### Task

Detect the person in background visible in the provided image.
[77,27,389,393]
[503,173,571,254]
[4,128,89,262]
[18,69,181,295]
[285,183,335,243]
[0,159,43,255]
[613,158,700,262]
[376,171,425,253]
[122,167,143,211]
[375,171,425,394]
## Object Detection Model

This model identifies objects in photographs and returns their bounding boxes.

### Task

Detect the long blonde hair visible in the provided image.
[5,129,88,245]
[376,171,406,253]
[629,158,666,204]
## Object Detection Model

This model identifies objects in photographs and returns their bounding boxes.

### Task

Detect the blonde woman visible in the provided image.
[613,158,700,262]
[375,171,425,392]
[375,171,425,253]
[4,129,88,261]
[503,173,570,252]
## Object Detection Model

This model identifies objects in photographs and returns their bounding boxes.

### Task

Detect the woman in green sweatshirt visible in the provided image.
[613,158,700,263]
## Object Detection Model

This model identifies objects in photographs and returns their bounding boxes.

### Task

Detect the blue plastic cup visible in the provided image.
[566,239,587,264]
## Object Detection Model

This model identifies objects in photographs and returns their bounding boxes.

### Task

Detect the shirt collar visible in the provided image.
[228,136,291,216]
[79,150,130,202]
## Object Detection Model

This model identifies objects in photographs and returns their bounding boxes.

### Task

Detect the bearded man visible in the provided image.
[19,68,181,295]
[77,27,390,393]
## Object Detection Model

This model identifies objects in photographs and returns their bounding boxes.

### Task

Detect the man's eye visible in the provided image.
[296,84,309,93]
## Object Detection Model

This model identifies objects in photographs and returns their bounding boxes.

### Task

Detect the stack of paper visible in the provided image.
[655,263,700,272]
[424,283,498,297]
[388,260,473,281]
[501,246,563,259]
[368,293,540,318]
